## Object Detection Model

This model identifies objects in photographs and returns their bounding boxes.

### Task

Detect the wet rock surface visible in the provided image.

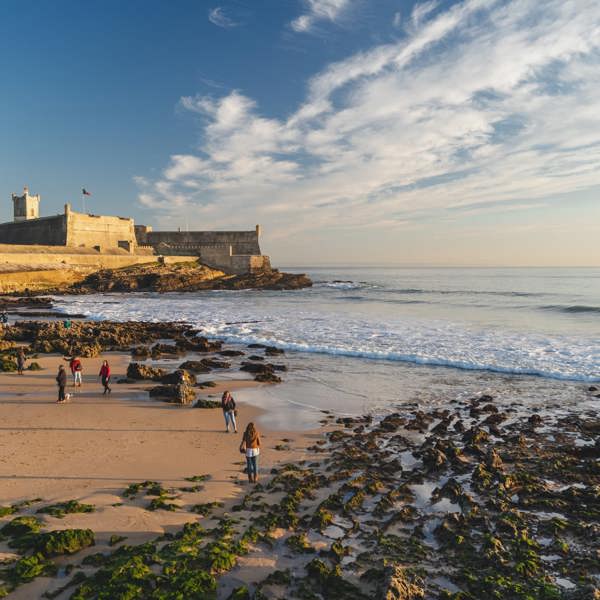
[1,386,598,599]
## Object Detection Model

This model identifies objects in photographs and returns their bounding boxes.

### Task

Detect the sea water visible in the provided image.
[53,267,600,428]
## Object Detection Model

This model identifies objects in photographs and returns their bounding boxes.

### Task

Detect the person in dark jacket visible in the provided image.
[16,348,26,375]
[221,390,237,433]
[56,365,67,403]
[99,360,112,395]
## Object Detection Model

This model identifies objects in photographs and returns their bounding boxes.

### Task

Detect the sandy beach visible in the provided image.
[0,350,320,598]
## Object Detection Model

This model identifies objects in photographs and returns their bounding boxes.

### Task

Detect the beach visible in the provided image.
[0,265,598,599]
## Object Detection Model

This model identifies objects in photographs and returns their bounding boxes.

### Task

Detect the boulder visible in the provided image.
[219,350,245,357]
[248,355,264,361]
[255,371,282,383]
[201,358,231,369]
[131,346,150,358]
[126,362,167,381]
[178,360,211,373]
[149,384,196,405]
[194,399,221,409]
[150,343,180,358]
[265,346,285,356]
[160,369,197,386]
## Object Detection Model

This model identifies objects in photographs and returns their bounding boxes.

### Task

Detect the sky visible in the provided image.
[0,0,599,266]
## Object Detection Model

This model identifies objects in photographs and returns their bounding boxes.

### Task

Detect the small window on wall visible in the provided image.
[30,209,35,216]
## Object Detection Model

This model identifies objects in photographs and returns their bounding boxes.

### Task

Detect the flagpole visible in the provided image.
[82,190,86,214]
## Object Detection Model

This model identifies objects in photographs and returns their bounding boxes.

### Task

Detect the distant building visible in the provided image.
[0,187,269,274]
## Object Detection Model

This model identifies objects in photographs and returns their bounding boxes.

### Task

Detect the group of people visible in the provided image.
[222,390,261,484]
[55,357,112,403]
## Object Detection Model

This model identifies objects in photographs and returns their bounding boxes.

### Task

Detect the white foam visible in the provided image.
[52,291,600,383]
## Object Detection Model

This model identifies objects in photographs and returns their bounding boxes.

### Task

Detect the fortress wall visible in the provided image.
[141,230,261,256]
[0,252,198,271]
[0,214,67,245]
[66,212,137,251]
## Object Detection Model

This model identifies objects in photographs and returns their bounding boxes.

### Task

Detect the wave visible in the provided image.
[540,304,600,314]
[205,333,600,383]
[52,292,600,384]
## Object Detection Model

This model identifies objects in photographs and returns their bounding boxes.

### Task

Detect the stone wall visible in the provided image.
[66,210,137,251]
[136,229,261,256]
[0,214,67,245]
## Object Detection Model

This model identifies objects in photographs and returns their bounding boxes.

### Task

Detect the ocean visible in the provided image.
[53,267,600,429]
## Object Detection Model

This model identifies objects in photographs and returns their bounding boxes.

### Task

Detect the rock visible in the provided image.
[248,355,264,361]
[131,346,150,358]
[198,381,216,388]
[265,346,285,356]
[378,565,425,600]
[247,343,267,349]
[160,369,196,386]
[240,362,271,373]
[178,360,211,373]
[189,337,223,353]
[219,350,244,357]
[486,448,504,470]
[255,371,282,383]
[127,362,166,381]
[149,384,196,404]
[150,343,180,358]
[588,386,598,392]
[194,399,221,409]
[201,358,231,369]
[528,414,543,428]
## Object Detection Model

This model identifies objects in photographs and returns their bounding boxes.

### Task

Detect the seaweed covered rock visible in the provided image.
[33,528,95,557]
[194,399,221,409]
[126,362,166,381]
[378,565,425,600]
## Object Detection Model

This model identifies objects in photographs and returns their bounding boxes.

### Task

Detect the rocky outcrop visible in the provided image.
[40,261,312,294]
[127,363,166,381]
[378,565,425,600]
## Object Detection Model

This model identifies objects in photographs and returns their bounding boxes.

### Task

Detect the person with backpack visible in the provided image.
[239,422,261,484]
[99,360,112,395]
[56,365,67,403]
[221,390,237,433]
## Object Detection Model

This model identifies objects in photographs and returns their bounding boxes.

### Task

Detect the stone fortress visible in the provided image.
[0,187,270,276]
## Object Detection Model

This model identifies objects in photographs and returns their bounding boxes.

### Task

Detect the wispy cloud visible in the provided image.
[290,0,352,33]
[208,7,239,28]
[138,0,600,240]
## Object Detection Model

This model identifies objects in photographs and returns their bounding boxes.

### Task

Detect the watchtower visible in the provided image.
[12,186,40,222]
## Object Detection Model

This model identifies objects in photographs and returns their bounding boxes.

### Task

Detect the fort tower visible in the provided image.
[12,186,40,222]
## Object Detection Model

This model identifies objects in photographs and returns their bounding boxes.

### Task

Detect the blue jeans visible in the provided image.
[224,410,236,431]
[246,455,258,478]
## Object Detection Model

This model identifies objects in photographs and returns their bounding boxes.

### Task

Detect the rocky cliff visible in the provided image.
[48,261,312,294]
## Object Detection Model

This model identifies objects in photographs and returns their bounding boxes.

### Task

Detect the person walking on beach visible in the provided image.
[221,390,237,433]
[99,360,112,395]
[0,311,8,330]
[65,356,83,387]
[16,348,26,375]
[56,365,67,403]
[239,422,261,484]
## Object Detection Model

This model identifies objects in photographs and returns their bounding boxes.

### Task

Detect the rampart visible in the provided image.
[66,209,137,252]
[0,214,67,245]
[135,228,261,256]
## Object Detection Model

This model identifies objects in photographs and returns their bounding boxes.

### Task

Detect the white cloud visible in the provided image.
[393,11,402,28]
[138,0,600,240]
[290,0,352,32]
[208,7,238,28]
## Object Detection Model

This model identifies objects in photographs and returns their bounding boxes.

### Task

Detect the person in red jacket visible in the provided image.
[64,356,83,387]
[99,360,112,395]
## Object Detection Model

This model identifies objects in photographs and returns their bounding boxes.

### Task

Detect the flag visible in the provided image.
[82,188,92,196]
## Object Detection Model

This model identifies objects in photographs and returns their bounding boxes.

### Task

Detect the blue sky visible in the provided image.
[1,0,599,265]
